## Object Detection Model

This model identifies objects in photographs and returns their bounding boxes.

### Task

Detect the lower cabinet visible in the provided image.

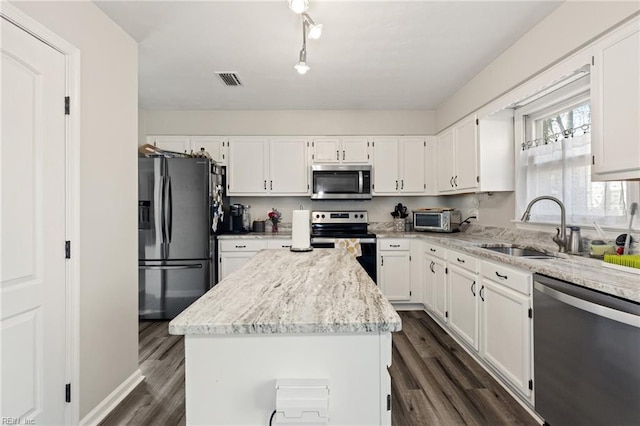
[448,257,479,350]
[479,260,533,398]
[378,239,412,301]
[431,257,448,323]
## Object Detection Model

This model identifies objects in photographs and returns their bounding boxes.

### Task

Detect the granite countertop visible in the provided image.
[375,227,640,303]
[169,248,401,335]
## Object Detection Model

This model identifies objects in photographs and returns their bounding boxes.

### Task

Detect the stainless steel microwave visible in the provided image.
[311,165,372,200]
[413,209,461,233]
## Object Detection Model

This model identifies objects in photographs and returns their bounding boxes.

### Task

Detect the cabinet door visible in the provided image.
[379,252,410,301]
[372,138,400,194]
[269,138,309,195]
[228,138,268,194]
[480,278,532,397]
[424,137,437,195]
[591,20,640,180]
[219,252,256,281]
[436,129,455,192]
[151,136,190,153]
[448,265,478,350]
[342,137,370,163]
[454,116,479,191]
[432,257,448,322]
[190,136,227,164]
[423,254,438,309]
[312,138,340,163]
[400,138,425,193]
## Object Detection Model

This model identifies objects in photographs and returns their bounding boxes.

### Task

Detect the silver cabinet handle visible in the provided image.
[430,261,435,273]
[395,180,398,190]
[264,180,267,190]
[454,175,458,187]
[401,180,404,190]
[450,177,454,187]
[390,244,400,248]
[235,245,246,248]
[270,180,273,190]
[495,271,508,280]
[457,257,465,263]
[480,285,485,301]
[336,150,339,160]
[282,245,291,248]
[471,281,476,296]
[381,256,384,266]
[342,150,345,160]
[430,248,436,252]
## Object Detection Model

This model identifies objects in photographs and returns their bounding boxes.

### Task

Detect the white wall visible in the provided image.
[436,1,640,131]
[141,109,436,138]
[14,0,139,419]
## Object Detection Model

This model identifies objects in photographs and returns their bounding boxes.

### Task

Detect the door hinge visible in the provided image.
[424,183,426,189]
[409,255,412,261]
[65,383,71,403]
[312,141,314,147]
[219,257,221,263]
[409,290,412,296]
[592,56,595,66]
[592,155,595,165]
[307,184,310,190]
[227,184,230,190]
[445,311,449,318]
[372,141,375,147]
[528,308,533,318]
[65,241,71,259]
[372,184,375,190]
[476,176,480,183]
[386,394,391,411]
[307,141,309,147]
[424,141,426,146]
[528,379,533,390]
[64,96,70,115]
[475,118,479,125]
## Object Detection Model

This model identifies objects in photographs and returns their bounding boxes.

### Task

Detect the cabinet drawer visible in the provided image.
[423,241,446,259]
[379,239,410,251]
[481,260,531,295]
[219,240,267,252]
[267,240,293,249]
[448,250,478,273]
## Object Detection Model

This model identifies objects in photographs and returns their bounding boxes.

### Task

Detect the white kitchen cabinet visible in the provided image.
[437,110,514,194]
[372,137,427,195]
[228,137,309,196]
[311,137,369,164]
[218,239,268,281]
[447,251,479,350]
[431,256,448,323]
[228,137,269,195]
[424,137,438,195]
[479,261,532,398]
[378,239,411,301]
[266,240,293,249]
[591,17,640,181]
[148,136,228,164]
[269,138,309,195]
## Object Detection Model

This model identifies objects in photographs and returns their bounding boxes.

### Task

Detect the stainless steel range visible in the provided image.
[310,210,377,283]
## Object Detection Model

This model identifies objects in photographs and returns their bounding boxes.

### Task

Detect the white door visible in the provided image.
[432,257,448,322]
[269,138,308,195]
[312,138,340,163]
[454,117,478,191]
[341,137,369,163]
[424,137,437,195]
[437,129,455,192]
[448,265,478,350]
[372,138,399,194]
[151,135,190,153]
[1,18,67,424]
[190,136,227,164]
[228,138,268,194]
[423,255,437,309]
[379,252,410,301]
[399,138,425,193]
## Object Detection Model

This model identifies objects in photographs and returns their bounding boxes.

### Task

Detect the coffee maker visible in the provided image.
[228,204,250,233]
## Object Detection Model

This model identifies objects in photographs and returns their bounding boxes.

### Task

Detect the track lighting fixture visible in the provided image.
[289,0,323,74]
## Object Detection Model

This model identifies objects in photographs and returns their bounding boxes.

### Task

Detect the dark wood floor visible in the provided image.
[102,311,537,425]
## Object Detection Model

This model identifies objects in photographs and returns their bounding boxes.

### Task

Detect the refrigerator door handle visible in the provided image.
[139,264,203,270]
[165,176,173,243]
[160,175,167,244]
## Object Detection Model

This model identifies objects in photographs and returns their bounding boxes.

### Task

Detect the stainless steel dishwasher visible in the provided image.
[533,274,640,425]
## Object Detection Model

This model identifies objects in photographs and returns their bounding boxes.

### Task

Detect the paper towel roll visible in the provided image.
[292,210,311,250]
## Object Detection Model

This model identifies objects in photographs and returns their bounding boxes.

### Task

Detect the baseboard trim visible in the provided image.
[79,369,145,426]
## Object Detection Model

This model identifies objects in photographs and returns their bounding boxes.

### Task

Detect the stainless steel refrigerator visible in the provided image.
[138,157,212,320]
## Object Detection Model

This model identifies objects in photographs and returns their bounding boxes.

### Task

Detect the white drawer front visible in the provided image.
[267,240,293,249]
[380,239,410,251]
[481,260,531,295]
[219,240,268,252]
[448,249,478,273]
[423,241,446,259]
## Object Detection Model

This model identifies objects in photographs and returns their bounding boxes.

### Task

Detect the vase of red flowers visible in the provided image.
[267,208,281,233]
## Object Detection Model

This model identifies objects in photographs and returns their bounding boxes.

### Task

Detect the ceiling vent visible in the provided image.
[215,72,242,87]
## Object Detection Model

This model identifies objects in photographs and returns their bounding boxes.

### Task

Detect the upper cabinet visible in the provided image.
[148,135,228,165]
[591,18,640,181]
[227,137,309,196]
[311,137,370,164]
[372,137,430,195]
[437,111,514,194]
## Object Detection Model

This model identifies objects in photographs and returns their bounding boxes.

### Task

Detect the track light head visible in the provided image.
[288,0,309,14]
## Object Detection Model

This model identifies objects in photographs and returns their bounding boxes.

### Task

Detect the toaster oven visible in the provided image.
[413,209,461,233]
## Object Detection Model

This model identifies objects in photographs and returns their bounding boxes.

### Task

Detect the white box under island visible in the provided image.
[169,248,402,425]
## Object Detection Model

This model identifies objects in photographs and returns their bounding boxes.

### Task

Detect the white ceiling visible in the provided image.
[95,1,562,110]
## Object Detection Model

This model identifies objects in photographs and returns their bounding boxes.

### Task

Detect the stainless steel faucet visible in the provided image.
[521,196,567,253]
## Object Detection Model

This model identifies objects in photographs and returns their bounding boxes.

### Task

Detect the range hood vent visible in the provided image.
[215,72,242,87]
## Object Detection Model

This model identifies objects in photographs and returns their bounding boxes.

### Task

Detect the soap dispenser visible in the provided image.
[568,226,582,254]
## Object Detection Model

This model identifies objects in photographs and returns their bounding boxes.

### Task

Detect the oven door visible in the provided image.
[311,237,377,283]
[311,165,371,200]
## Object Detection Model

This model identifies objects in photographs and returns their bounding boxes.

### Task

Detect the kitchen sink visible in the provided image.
[478,244,558,259]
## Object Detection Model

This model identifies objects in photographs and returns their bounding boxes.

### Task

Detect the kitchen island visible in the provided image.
[169,248,401,425]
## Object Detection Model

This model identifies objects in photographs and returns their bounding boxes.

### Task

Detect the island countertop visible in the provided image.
[169,248,401,335]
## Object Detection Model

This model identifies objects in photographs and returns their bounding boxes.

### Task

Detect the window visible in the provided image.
[516,86,639,228]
